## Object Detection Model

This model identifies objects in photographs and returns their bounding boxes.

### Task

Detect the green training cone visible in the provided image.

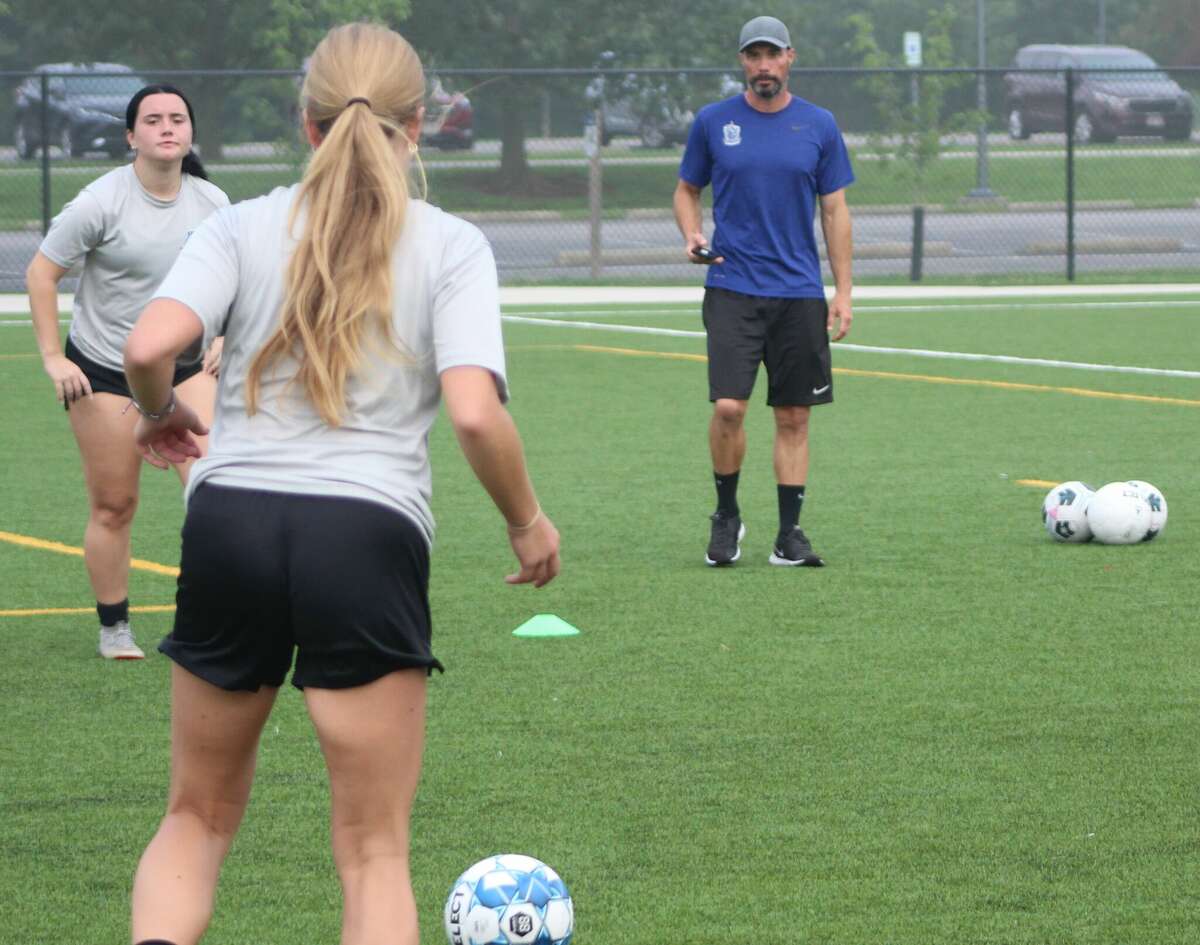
[512,614,581,638]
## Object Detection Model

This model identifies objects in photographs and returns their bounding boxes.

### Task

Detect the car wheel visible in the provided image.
[639,123,666,149]
[1007,108,1030,140]
[1163,123,1192,142]
[59,125,73,159]
[14,123,35,159]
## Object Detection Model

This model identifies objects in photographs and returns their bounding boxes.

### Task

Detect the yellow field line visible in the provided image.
[0,353,38,360]
[1016,479,1059,489]
[833,366,1200,407]
[531,344,1200,408]
[0,604,175,617]
[0,530,179,576]
[575,344,705,363]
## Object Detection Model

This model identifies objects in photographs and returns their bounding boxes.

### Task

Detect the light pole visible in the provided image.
[968,0,996,198]
[1098,0,1107,44]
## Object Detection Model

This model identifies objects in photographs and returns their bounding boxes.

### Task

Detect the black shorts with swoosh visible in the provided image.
[701,288,832,407]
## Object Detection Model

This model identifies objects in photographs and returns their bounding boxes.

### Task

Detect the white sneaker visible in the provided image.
[98,620,145,660]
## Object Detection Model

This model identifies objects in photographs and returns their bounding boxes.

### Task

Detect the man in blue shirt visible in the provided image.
[673,14,854,568]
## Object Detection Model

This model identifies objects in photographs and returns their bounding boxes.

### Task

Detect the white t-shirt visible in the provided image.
[152,185,508,546]
[39,164,229,369]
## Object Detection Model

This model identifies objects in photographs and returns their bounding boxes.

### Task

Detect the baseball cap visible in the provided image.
[738,15,791,51]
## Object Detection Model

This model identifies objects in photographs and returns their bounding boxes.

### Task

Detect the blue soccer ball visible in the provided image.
[444,853,574,945]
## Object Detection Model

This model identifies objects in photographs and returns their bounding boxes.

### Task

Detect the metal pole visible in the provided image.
[39,73,51,234]
[1065,68,1076,281]
[968,0,996,198]
[1098,0,1106,44]
[588,106,603,280]
[909,205,925,282]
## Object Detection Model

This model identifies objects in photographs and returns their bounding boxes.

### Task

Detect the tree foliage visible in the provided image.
[847,4,975,203]
[0,0,411,154]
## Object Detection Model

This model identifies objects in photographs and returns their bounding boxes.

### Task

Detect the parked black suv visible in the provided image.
[14,63,146,159]
[1004,45,1194,143]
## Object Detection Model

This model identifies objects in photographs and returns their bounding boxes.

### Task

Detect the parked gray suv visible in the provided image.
[1004,45,1193,143]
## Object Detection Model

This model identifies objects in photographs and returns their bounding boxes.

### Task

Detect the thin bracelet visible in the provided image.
[127,390,177,421]
[506,505,542,533]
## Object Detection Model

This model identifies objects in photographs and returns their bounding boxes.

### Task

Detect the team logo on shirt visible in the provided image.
[722,121,742,146]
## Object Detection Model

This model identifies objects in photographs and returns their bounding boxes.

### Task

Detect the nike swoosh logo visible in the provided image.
[812,384,830,395]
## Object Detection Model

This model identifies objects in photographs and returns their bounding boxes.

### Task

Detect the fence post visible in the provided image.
[39,73,51,234]
[909,205,925,282]
[1065,67,1076,281]
[588,106,603,280]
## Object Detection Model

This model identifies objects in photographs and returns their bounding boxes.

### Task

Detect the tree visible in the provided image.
[846,4,974,204]
[1121,0,1200,66]
[403,0,841,188]
[2,0,412,156]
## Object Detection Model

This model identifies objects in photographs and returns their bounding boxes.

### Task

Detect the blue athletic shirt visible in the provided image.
[679,94,854,299]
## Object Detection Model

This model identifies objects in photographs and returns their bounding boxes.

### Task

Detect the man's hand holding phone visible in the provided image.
[686,236,724,265]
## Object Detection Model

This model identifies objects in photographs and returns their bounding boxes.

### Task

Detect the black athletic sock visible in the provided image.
[714,470,740,517]
[97,598,129,628]
[777,484,806,535]
[136,940,179,945]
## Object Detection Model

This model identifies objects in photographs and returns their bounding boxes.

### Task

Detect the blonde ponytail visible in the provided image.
[246,23,425,426]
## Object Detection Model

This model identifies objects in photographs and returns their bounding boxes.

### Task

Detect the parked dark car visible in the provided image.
[422,76,473,150]
[584,71,694,148]
[1004,45,1194,143]
[14,63,146,159]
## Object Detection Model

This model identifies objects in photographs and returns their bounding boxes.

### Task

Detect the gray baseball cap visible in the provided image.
[738,15,791,51]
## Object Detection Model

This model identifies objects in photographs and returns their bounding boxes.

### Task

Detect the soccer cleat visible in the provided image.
[98,620,145,660]
[705,513,745,566]
[769,527,826,567]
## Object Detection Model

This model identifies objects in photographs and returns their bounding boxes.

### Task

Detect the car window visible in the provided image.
[1078,52,1168,81]
[63,76,143,96]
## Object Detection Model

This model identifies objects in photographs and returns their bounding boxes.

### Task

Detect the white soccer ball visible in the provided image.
[445,854,573,945]
[1042,481,1095,542]
[1126,480,1168,541]
[1087,482,1151,544]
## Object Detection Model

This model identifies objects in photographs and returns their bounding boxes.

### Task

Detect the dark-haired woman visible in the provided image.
[26,85,228,660]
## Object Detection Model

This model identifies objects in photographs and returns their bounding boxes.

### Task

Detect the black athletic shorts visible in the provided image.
[701,287,833,407]
[161,483,442,692]
[63,337,202,409]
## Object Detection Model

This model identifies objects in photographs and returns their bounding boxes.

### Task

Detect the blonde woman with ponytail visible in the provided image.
[122,23,559,945]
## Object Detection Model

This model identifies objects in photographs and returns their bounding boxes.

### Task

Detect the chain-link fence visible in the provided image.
[1,65,1196,291]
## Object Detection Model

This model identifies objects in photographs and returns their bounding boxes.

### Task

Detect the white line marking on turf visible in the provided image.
[504,299,1200,319]
[0,318,69,327]
[501,315,1200,379]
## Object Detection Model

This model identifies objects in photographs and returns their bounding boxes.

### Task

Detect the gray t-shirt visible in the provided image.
[153,186,508,546]
[39,164,230,369]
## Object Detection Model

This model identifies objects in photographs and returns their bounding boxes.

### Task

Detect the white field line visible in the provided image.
[501,314,1200,379]
[497,284,1200,305]
[4,285,1200,313]
[505,299,1200,318]
[3,297,1197,328]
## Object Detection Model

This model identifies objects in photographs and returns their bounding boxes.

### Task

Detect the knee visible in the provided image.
[774,407,811,437]
[165,795,243,841]
[91,493,138,531]
[712,399,748,429]
[331,815,410,870]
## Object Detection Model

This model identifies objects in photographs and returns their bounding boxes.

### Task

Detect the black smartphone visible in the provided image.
[691,246,718,262]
